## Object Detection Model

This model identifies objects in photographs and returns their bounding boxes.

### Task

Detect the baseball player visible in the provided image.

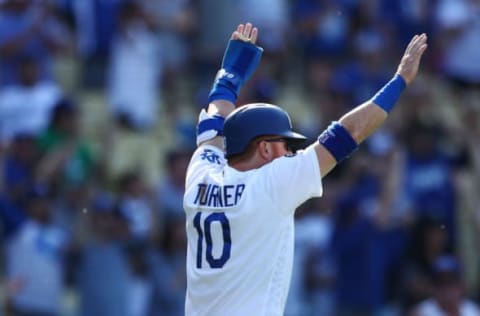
[183,23,427,315]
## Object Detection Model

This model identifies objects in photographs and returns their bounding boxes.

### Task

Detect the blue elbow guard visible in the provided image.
[196,109,225,145]
[208,39,264,103]
[318,121,358,163]
[197,115,225,136]
[371,74,406,113]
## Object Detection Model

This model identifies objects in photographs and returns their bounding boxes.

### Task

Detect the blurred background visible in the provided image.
[0,0,479,315]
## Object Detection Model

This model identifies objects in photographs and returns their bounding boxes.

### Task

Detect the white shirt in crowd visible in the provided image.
[0,81,62,143]
[6,220,68,314]
[415,298,480,316]
[108,22,161,129]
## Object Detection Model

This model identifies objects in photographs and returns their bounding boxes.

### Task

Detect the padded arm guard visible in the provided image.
[208,39,264,104]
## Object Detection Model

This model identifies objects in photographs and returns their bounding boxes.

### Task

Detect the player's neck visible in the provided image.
[229,156,269,171]
[228,145,283,171]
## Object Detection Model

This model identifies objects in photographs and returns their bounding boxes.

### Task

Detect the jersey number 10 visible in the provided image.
[193,212,231,269]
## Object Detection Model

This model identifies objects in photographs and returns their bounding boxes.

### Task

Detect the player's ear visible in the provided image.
[258,140,270,160]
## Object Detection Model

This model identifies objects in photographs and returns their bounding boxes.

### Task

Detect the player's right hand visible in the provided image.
[231,23,258,45]
[210,22,263,102]
[396,33,428,85]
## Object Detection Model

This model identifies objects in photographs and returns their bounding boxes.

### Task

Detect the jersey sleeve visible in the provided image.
[185,145,226,191]
[261,146,323,214]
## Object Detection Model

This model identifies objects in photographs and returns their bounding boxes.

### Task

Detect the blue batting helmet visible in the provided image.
[224,103,307,158]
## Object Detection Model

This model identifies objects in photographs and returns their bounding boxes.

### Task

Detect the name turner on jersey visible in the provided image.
[193,183,245,208]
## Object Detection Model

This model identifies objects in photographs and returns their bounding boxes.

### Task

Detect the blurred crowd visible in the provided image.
[0,0,479,315]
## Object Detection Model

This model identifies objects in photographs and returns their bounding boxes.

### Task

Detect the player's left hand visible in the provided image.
[231,23,258,45]
[396,33,428,85]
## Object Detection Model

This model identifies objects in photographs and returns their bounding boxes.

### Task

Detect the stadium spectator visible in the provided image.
[0,57,63,144]
[141,0,197,110]
[193,0,238,87]
[117,171,157,245]
[5,183,69,316]
[330,29,392,107]
[125,243,153,316]
[409,255,480,316]
[108,1,161,130]
[36,98,96,190]
[434,0,480,88]
[77,193,130,316]
[292,0,352,61]
[379,0,436,50]
[331,147,406,316]
[0,135,39,238]
[0,0,71,87]
[104,120,163,188]
[285,199,336,316]
[156,147,192,218]
[146,214,187,316]
[399,217,451,312]
[452,93,480,295]
[237,0,290,83]
[68,0,125,88]
[238,0,289,53]
[115,170,159,316]
[398,120,457,246]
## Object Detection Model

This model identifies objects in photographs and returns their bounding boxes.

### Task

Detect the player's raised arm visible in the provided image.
[311,33,428,177]
[196,23,263,149]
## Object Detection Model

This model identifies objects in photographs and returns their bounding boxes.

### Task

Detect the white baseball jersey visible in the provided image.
[183,145,323,316]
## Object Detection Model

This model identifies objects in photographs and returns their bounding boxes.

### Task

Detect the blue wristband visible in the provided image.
[208,40,263,103]
[318,121,358,163]
[371,74,406,113]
